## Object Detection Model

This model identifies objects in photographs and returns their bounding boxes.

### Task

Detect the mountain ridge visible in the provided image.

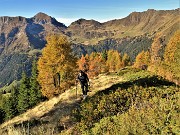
[0,8,179,88]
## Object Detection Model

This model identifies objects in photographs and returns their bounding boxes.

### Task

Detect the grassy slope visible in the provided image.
[0,68,179,135]
[61,68,180,135]
[0,73,123,134]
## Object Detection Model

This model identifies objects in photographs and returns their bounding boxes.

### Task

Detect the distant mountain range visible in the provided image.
[0,8,179,87]
[67,9,179,44]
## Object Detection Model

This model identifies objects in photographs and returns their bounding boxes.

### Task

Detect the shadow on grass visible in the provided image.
[73,75,178,128]
[89,75,176,98]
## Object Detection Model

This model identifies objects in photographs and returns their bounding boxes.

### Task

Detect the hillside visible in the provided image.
[0,72,123,134]
[0,8,179,88]
[0,68,179,134]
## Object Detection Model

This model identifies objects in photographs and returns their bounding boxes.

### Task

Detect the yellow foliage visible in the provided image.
[164,30,180,63]
[106,50,123,72]
[150,33,163,64]
[134,50,150,68]
[77,54,89,71]
[37,35,77,98]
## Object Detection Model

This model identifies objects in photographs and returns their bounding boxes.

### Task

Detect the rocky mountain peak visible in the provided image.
[34,12,51,20]
[0,16,26,24]
[32,12,53,24]
[31,12,66,28]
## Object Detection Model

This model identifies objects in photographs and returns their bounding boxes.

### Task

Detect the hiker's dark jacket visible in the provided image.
[77,72,89,84]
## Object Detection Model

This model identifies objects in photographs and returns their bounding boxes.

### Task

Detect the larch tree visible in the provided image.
[38,35,77,98]
[89,52,102,77]
[150,33,163,64]
[164,30,180,64]
[106,50,122,72]
[77,54,89,72]
[122,53,131,67]
[163,30,180,84]
[134,50,150,68]
[106,50,115,72]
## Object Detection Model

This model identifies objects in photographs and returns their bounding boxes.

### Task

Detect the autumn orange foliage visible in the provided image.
[37,35,77,98]
[78,50,131,77]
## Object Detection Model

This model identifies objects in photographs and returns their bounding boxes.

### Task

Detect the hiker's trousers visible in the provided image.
[80,82,88,95]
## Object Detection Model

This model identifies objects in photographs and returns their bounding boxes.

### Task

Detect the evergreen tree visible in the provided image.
[17,72,30,113]
[0,92,2,106]
[3,98,14,120]
[101,50,108,61]
[0,92,5,123]
[10,86,18,116]
[0,107,5,123]
[2,86,18,120]
[29,59,42,107]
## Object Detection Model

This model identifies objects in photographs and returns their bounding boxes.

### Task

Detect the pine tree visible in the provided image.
[101,50,108,61]
[100,52,108,73]
[29,59,42,107]
[17,72,30,113]
[2,86,18,120]
[10,86,18,116]
[38,35,77,98]
[0,107,5,123]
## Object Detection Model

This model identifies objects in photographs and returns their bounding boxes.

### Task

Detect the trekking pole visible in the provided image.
[88,80,91,92]
[76,80,78,99]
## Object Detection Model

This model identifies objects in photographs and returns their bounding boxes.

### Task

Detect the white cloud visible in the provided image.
[56,17,123,26]
[56,17,79,26]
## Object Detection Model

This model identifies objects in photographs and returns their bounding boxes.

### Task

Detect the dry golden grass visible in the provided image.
[0,73,123,134]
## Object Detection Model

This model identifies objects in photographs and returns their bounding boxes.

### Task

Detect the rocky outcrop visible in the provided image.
[0,12,67,55]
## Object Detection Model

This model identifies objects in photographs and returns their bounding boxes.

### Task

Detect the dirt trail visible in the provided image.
[0,73,123,132]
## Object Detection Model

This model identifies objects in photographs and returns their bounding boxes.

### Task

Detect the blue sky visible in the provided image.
[0,0,179,26]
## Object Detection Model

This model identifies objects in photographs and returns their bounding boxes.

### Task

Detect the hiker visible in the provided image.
[76,70,89,99]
